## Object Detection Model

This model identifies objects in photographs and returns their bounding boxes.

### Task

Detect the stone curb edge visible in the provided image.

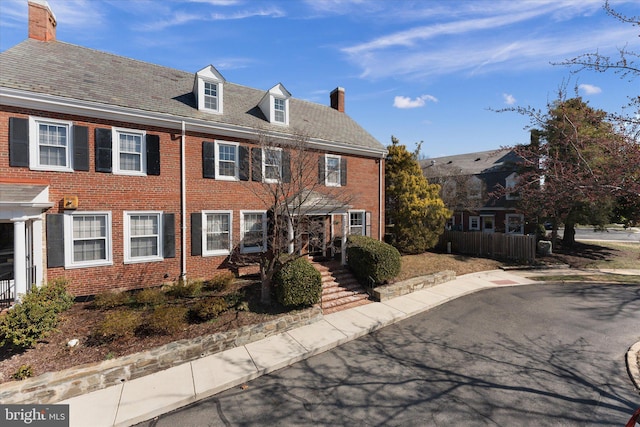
[626,341,640,394]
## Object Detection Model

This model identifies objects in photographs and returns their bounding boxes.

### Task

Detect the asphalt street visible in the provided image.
[138,283,640,426]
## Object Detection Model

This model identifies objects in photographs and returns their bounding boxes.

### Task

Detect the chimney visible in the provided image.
[28,0,57,42]
[330,87,345,113]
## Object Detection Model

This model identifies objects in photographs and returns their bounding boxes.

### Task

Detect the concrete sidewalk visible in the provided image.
[58,270,542,426]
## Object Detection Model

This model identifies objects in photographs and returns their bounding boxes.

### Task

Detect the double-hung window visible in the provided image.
[241,211,266,253]
[204,81,219,111]
[124,211,162,263]
[64,212,112,268]
[325,155,341,187]
[29,117,73,172]
[203,211,232,256]
[469,216,480,231]
[274,98,286,123]
[114,128,146,175]
[215,141,238,180]
[349,211,365,236]
[506,214,524,234]
[263,148,282,183]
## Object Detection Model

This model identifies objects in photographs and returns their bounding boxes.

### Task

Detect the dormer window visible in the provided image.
[259,83,291,125]
[194,65,225,114]
[506,172,520,200]
[274,98,286,123]
[204,82,219,110]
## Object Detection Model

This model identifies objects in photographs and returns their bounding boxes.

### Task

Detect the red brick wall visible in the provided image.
[1,106,383,295]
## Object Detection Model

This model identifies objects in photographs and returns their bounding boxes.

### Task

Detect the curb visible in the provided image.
[626,341,640,394]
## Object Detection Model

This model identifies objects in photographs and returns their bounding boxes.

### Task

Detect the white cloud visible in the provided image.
[578,83,602,95]
[393,95,438,109]
[503,93,516,105]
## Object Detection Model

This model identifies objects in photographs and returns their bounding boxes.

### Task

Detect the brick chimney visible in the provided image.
[330,87,345,113]
[28,0,57,42]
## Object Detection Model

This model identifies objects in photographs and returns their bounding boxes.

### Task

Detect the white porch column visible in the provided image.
[287,216,294,254]
[31,217,44,288]
[341,213,348,266]
[13,219,27,299]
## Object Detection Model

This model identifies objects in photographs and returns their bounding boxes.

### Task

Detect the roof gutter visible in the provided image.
[1,87,387,159]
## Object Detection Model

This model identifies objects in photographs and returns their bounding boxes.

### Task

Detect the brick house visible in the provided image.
[0,0,386,299]
[421,149,529,235]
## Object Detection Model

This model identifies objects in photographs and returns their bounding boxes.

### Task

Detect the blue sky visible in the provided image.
[1,0,638,157]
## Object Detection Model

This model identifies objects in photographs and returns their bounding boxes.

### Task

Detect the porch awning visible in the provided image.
[0,180,54,209]
[283,189,352,216]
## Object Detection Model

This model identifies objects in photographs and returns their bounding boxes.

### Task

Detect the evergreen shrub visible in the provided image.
[275,257,321,307]
[346,235,401,287]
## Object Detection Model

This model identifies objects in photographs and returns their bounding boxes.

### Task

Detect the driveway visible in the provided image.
[137,283,640,426]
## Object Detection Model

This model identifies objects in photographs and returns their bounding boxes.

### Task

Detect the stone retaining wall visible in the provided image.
[370,270,456,301]
[0,306,322,405]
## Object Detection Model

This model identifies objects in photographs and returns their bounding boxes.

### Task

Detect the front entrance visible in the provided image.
[0,222,14,308]
[301,216,326,258]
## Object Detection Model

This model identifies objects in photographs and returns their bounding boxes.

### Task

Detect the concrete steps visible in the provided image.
[311,259,371,314]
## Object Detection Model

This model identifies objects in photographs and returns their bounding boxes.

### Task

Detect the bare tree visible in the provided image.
[231,131,355,304]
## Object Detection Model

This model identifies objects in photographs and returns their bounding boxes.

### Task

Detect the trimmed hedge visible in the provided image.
[275,257,322,307]
[0,279,74,349]
[346,235,401,287]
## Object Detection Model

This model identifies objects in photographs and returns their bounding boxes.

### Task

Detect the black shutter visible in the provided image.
[146,134,160,176]
[191,212,202,256]
[318,155,325,184]
[340,158,348,186]
[251,147,262,182]
[163,213,175,258]
[73,126,89,171]
[46,214,65,268]
[95,128,112,173]
[238,146,249,181]
[202,141,215,179]
[282,150,291,183]
[9,117,29,167]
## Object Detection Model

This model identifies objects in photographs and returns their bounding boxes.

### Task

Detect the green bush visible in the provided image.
[275,257,321,307]
[135,288,167,307]
[0,279,74,349]
[346,235,401,287]
[93,310,141,342]
[224,291,245,309]
[205,272,235,291]
[144,306,188,335]
[12,364,34,380]
[167,280,203,298]
[190,297,228,322]
[93,290,131,309]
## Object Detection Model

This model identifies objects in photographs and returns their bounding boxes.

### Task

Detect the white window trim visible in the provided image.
[273,97,288,125]
[63,211,112,269]
[262,147,282,184]
[469,216,480,231]
[325,154,342,187]
[506,172,520,200]
[469,176,482,199]
[202,210,233,256]
[28,116,73,172]
[113,126,147,176]
[124,211,163,264]
[348,210,366,236]
[506,213,525,234]
[198,78,224,114]
[240,210,267,254]
[214,140,239,181]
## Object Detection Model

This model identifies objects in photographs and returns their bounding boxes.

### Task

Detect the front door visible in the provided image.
[0,222,14,307]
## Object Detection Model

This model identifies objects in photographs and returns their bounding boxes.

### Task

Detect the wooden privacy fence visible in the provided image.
[438,231,536,263]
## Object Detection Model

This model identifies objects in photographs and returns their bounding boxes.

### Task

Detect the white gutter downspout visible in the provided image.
[379,156,384,241]
[180,120,187,282]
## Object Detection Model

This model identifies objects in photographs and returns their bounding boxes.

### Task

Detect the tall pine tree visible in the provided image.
[385,136,451,254]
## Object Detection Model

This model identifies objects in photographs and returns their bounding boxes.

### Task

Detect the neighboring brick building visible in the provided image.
[0,0,386,298]
[421,149,529,235]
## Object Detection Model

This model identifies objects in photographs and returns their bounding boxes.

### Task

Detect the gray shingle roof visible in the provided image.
[421,148,519,177]
[1,39,384,154]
